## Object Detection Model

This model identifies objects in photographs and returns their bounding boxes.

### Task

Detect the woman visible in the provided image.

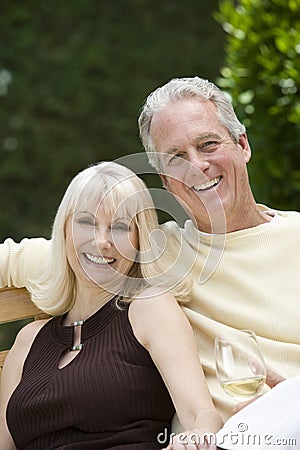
[0,162,222,449]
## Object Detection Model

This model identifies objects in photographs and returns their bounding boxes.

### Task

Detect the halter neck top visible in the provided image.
[7,299,174,449]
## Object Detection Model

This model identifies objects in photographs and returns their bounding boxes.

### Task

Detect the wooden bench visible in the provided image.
[0,287,48,374]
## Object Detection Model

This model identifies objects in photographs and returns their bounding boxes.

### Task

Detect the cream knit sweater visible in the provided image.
[162,206,300,424]
[1,205,299,422]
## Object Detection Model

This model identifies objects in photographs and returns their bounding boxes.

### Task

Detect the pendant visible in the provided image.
[70,320,84,351]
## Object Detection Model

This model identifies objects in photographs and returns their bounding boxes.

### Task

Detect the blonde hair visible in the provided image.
[30,161,191,315]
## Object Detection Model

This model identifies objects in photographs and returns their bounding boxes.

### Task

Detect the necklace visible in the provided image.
[70,320,84,351]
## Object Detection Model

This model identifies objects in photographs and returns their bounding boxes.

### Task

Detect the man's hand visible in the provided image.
[233,369,285,413]
[265,369,285,388]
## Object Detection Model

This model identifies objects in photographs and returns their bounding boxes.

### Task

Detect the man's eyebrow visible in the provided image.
[164,147,181,155]
[161,133,226,158]
[164,133,224,153]
[195,133,223,142]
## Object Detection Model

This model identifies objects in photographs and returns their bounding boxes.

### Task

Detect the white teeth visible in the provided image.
[85,253,115,265]
[192,177,220,191]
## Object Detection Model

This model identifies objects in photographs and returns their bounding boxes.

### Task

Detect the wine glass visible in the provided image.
[215,330,266,402]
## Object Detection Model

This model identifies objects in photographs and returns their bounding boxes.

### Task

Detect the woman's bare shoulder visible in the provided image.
[2,318,52,392]
[12,318,51,355]
[131,287,179,313]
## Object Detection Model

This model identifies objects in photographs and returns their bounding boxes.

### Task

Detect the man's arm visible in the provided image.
[0,238,51,288]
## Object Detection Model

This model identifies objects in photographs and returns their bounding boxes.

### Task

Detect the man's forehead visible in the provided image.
[150,101,221,152]
[150,99,217,132]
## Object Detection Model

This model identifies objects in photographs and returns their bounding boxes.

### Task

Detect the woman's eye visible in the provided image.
[77,218,95,226]
[112,223,129,232]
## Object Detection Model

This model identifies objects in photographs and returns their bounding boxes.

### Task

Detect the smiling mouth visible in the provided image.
[192,176,221,192]
[84,253,116,265]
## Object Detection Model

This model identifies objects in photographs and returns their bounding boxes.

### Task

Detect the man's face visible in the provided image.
[149,98,251,232]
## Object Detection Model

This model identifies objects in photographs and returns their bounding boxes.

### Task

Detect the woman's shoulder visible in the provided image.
[12,318,51,354]
[129,288,196,364]
[3,318,51,386]
[131,287,179,314]
[129,289,185,345]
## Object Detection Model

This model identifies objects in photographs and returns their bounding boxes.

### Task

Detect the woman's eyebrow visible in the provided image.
[75,211,96,217]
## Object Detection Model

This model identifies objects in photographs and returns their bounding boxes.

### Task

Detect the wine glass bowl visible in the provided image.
[215,330,266,402]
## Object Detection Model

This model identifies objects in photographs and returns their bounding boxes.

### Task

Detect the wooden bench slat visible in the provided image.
[0,287,42,324]
[0,350,9,369]
[0,287,49,373]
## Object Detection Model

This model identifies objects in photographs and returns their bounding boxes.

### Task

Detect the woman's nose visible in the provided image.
[93,228,112,249]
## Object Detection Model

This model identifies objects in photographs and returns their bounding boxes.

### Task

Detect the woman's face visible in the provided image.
[65,202,139,290]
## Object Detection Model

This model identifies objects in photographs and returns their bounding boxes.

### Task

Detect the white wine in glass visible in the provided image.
[215,330,266,402]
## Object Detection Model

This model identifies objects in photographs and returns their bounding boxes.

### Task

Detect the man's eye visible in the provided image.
[168,153,185,166]
[201,141,219,151]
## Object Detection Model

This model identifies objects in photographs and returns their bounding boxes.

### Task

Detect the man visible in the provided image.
[1,77,299,425]
[137,76,300,422]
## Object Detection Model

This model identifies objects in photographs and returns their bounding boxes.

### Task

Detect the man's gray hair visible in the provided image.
[138,76,246,171]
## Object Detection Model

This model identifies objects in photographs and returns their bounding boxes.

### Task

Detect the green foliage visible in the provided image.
[0,319,32,351]
[215,0,300,210]
[0,0,224,240]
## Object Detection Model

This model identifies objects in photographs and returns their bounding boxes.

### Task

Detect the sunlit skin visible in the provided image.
[150,98,271,233]
[64,203,139,321]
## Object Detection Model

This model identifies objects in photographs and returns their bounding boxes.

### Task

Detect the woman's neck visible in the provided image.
[64,283,115,325]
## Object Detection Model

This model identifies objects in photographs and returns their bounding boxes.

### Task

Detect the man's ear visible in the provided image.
[159,173,169,189]
[239,133,251,163]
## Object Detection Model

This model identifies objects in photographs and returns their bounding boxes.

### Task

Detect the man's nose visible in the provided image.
[187,148,210,173]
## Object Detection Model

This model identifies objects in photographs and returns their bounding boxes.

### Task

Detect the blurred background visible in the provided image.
[1,0,225,240]
[1,0,300,350]
[2,0,299,243]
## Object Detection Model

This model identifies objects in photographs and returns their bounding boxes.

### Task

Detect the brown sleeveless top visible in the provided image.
[7,298,174,449]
